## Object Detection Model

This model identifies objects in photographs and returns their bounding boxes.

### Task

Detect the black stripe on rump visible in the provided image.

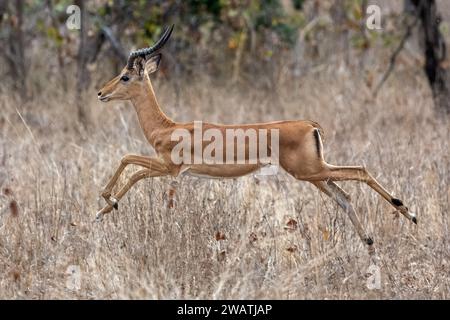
[313,128,322,158]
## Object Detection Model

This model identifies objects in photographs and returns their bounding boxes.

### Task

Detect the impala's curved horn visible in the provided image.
[127,24,174,70]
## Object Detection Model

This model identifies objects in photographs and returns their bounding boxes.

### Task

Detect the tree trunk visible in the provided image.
[46,0,67,91]
[411,0,450,113]
[14,0,26,93]
[75,0,88,125]
[1,0,27,94]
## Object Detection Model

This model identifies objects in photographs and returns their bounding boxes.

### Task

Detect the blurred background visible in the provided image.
[0,1,449,299]
[1,0,449,118]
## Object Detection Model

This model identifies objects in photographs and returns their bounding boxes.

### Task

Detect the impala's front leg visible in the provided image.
[96,166,170,220]
[99,155,172,214]
[100,155,164,207]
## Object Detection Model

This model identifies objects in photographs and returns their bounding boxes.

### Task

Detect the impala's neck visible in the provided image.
[130,77,174,143]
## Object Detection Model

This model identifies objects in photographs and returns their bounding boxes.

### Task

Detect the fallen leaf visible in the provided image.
[3,187,12,196]
[286,245,298,253]
[9,200,19,217]
[249,232,258,243]
[284,219,298,232]
[10,270,20,282]
[215,231,226,241]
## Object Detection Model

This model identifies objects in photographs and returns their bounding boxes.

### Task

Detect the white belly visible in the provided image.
[179,164,278,179]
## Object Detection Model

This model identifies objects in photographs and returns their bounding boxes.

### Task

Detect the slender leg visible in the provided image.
[100,155,169,207]
[96,167,169,219]
[309,165,416,224]
[311,181,374,248]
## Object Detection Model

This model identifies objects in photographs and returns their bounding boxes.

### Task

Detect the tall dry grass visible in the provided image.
[0,57,449,299]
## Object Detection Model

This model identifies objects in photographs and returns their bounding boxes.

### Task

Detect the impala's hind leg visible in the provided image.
[309,165,416,224]
[328,165,416,223]
[302,128,415,224]
[312,181,374,249]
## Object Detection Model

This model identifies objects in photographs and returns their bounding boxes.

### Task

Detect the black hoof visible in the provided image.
[391,198,404,206]
[113,202,118,210]
[412,217,417,224]
[365,237,374,246]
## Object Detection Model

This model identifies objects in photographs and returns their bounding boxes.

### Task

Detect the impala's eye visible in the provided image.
[121,75,130,82]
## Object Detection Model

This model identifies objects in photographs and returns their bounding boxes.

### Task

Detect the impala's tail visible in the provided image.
[307,121,325,141]
[306,121,325,159]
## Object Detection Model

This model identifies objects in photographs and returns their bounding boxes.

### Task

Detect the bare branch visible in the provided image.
[373,16,419,98]
[100,26,127,63]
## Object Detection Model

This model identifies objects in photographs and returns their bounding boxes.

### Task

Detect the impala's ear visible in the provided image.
[144,54,162,75]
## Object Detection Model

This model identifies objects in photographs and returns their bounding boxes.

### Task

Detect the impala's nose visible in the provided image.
[98,91,102,97]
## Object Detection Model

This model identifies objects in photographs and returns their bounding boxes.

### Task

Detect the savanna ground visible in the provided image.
[0,53,449,299]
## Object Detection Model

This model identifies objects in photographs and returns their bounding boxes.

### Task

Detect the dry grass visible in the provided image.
[0,62,449,299]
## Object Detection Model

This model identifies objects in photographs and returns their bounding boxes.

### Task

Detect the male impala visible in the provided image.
[96,25,416,249]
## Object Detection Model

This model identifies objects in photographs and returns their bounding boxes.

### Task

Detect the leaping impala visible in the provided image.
[96,25,416,249]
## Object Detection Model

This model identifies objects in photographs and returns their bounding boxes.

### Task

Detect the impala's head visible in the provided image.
[97,25,174,102]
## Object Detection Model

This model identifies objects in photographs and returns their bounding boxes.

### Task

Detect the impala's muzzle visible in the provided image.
[98,91,112,102]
